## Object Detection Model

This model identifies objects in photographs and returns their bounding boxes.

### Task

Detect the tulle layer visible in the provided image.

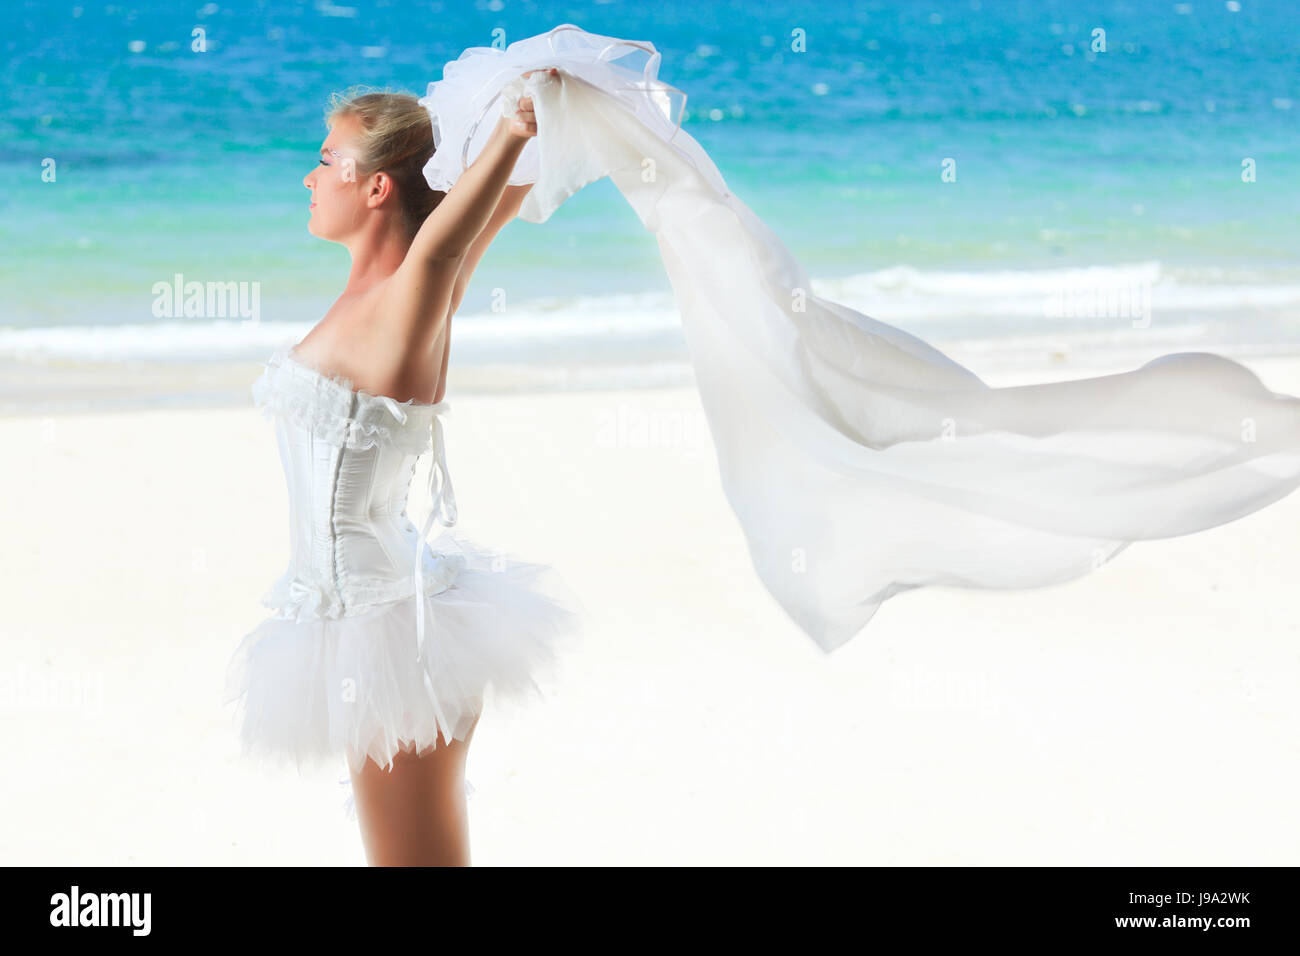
[223,534,590,812]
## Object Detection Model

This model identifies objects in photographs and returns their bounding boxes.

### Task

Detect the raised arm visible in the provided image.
[380,70,552,347]
[448,183,532,314]
[409,114,527,262]
[409,69,554,263]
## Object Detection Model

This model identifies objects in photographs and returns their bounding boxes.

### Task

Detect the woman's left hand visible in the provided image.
[505,68,559,139]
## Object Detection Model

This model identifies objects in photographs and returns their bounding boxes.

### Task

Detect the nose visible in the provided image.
[303,169,314,189]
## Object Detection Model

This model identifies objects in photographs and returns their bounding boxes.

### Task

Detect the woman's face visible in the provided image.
[303,113,366,241]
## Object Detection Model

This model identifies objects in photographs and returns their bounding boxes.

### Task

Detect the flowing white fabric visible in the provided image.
[420,24,1300,653]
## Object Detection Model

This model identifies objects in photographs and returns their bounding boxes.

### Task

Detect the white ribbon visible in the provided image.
[375,395,458,666]
[412,406,457,665]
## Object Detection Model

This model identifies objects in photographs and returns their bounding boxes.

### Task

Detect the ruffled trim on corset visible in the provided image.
[223,531,593,821]
[250,344,442,456]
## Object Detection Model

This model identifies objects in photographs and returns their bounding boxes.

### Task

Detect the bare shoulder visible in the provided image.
[294,279,450,402]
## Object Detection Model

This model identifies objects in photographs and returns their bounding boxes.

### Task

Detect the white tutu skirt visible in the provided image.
[223,532,589,817]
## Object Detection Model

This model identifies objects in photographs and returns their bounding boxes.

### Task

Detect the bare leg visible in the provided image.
[349,710,482,866]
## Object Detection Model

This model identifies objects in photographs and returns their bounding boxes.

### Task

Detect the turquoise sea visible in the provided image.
[4,0,1299,395]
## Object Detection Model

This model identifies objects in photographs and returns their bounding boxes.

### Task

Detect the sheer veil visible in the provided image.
[419,24,1300,653]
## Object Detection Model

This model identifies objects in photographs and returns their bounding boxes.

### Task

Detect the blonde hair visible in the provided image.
[324,85,446,237]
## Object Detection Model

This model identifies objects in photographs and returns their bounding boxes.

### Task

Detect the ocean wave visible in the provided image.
[2,262,1298,368]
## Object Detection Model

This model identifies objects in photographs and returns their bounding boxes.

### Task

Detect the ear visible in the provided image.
[367,170,393,208]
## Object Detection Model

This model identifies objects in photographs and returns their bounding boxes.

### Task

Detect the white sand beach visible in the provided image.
[2,355,1299,865]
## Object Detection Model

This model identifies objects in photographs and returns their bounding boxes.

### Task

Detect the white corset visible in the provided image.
[250,344,463,663]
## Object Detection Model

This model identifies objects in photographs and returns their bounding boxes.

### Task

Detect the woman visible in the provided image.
[225,67,583,866]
